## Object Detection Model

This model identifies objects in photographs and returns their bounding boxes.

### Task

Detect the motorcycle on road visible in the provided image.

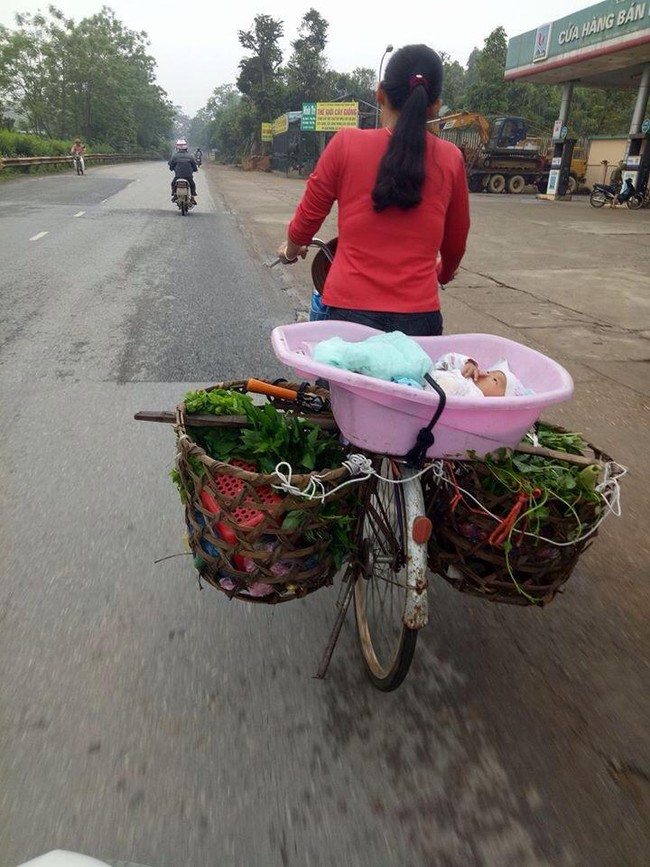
[172,179,195,216]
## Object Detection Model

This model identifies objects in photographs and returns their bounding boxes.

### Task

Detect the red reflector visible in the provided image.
[412,517,432,545]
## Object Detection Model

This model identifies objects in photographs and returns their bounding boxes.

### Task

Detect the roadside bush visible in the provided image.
[0,130,71,157]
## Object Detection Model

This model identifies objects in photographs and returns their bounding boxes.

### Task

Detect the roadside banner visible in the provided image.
[272,114,289,136]
[261,123,273,142]
[314,102,358,132]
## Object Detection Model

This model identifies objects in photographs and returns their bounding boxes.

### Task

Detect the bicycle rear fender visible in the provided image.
[401,469,429,630]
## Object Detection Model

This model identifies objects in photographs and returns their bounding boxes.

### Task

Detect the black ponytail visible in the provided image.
[372,45,443,212]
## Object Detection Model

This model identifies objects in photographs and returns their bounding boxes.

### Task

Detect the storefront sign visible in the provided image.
[301,103,317,131]
[261,123,273,142]
[507,0,650,71]
[533,23,552,61]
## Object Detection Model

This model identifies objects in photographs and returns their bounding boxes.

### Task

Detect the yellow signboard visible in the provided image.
[315,102,358,132]
[261,122,273,142]
[272,114,289,136]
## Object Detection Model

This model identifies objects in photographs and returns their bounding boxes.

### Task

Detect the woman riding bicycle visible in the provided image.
[278,43,470,337]
[70,137,86,173]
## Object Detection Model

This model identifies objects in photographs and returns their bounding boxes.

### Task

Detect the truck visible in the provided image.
[428,113,587,194]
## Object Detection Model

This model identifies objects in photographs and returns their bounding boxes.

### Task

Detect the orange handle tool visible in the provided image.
[246,379,298,402]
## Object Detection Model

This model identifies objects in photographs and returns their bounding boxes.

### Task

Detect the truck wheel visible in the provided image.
[487,174,506,194]
[567,175,578,195]
[506,175,526,194]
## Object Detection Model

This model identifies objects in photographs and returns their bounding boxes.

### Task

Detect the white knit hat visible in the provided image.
[489,359,534,397]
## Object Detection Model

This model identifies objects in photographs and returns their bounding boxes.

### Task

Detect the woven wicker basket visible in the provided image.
[425,434,614,606]
[175,381,352,604]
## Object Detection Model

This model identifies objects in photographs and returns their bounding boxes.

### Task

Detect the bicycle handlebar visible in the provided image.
[267,237,333,269]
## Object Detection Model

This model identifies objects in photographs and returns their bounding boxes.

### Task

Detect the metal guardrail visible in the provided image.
[0,153,160,169]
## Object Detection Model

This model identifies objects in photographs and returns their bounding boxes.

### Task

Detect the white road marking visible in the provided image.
[73,211,85,218]
[29,231,48,241]
[100,198,108,204]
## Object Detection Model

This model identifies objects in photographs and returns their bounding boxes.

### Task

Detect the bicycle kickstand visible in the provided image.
[315,568,355,680]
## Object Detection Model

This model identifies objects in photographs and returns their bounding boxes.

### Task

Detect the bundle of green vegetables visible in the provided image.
[478,424,601,508]
[182,387,345,473]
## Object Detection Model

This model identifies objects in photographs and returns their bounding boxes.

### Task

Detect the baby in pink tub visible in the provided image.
[426,352,533,398]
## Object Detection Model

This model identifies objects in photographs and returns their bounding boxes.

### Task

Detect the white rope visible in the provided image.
[272,461,329,502]
[270,453,437,500]
[218,447,627,551]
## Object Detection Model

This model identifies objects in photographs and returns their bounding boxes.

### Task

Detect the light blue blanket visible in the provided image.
[313,331,432,382]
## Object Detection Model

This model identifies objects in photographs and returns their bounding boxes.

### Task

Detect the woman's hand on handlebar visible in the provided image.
[277,240,308,264]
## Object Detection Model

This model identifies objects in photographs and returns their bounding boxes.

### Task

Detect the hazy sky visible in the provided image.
[0,0,591,115]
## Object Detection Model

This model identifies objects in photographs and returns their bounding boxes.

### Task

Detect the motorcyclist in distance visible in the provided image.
[194,147,203,166]
[169,139,198,204]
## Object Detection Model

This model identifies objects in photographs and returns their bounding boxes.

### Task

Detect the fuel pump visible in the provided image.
[546,138,576,196]
[624,132,650,193]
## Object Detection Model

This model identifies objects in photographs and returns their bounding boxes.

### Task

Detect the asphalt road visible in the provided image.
[1,162,648,867]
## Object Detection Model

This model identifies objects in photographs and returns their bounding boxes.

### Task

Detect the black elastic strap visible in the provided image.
[404,373,447,467]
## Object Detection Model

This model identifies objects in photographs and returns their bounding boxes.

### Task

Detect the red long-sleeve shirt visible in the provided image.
[288,127,470,313]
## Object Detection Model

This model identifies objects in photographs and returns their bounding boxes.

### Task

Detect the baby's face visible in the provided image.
[476,370,507,397]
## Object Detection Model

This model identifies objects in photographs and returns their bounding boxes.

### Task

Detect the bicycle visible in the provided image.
[138,246,622,692]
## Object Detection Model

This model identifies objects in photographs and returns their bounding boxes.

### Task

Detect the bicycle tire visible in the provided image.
[353,458,421,691]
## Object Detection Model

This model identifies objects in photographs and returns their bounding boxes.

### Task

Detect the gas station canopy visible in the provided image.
[505,0,650,89]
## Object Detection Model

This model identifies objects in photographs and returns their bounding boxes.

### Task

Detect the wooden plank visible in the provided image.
[512,443,601,468]
[134,410,339,432]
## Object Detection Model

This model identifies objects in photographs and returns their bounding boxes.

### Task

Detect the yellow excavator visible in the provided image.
[428,112,586,194]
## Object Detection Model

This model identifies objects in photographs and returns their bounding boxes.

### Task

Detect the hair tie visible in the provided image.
[408,74,429,94]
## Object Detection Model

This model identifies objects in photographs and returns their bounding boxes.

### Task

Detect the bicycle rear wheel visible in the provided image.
[353,458,421,691]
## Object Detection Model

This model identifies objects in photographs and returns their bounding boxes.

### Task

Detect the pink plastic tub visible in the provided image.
[271,321,574,459]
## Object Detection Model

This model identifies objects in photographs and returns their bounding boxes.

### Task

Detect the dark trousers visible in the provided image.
[172,175,196,197]
[326,305,443,336]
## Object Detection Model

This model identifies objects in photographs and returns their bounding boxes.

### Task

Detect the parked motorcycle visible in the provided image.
[589,177,635,208]
[173,178,195,215]
[627,185,650,210]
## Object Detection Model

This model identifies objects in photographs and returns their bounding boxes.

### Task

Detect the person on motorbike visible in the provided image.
[169,139,198,204]
[194,147,203,166]
[70,137,86,172]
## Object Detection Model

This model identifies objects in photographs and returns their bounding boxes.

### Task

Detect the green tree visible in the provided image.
[439,52,467,113]
[465,26,510,115]
[194,84,252,162]
[328,66,375,103]
[236,14,285,123]
[285,9,330,108]
[0,12,55,135]
[0,6,173,148]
